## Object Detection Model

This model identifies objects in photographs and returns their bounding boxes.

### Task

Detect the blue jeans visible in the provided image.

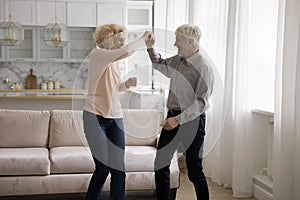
[83,110,126,200]
[154,110,209,200]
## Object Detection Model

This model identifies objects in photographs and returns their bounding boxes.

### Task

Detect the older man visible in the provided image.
[146,24,214,200]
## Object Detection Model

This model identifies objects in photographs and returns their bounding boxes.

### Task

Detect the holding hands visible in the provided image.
[141,31,155,48]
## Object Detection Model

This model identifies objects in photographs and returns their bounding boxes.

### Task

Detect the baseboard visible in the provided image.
[252,174,273,200]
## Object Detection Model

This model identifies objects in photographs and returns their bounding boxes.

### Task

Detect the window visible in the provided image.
[247,0,278,113]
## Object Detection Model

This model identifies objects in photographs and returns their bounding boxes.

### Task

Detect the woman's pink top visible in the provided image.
[83,37,145,118]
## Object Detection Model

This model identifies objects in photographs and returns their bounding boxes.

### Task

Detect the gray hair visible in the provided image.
[175,24,202,48]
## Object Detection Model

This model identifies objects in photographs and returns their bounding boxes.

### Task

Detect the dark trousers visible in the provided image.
[155,110,209,200]
[83,110,126,200]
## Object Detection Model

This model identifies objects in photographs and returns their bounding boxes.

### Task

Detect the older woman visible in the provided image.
[83,24,149,200]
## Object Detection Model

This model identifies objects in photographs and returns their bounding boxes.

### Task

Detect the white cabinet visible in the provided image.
[4,0,36,26]
[67,27,95,62]
[97,3,126,26]
[36,1,66,26]
[127,1,153,29]
[0,47,5,62]
[0,0,4,61]
[0,0,140,62]
[3,0,66,26]
[67,2,96,27]
[0,0,4,21]
[125,1,153,88]
[5,27,36,62]
[36,27,67,62]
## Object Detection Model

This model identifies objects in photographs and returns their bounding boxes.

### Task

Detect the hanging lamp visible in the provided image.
[43,0,68,47]
[0,1,24,46]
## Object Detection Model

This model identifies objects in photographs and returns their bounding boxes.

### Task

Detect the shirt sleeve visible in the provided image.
[91,37,146,67]
[118,81,128,92]
[147,48,174,78]
[88,37,146,81]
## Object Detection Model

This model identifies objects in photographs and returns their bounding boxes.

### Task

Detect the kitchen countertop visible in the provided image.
[0,87,165,100]
[0,89,87,100]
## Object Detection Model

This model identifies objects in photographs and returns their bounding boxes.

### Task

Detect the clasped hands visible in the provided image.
[141,31,155,48]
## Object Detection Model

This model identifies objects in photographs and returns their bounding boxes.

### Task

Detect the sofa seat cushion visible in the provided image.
[50,146,94,174]
[0,148,50,175]
[125,146,156,172]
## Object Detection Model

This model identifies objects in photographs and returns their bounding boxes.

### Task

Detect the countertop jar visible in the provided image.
[54,80,60,89]
[47,81,54,90]
[41,82,47,90]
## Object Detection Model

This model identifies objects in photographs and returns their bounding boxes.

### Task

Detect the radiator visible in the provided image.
[252,119,274,200]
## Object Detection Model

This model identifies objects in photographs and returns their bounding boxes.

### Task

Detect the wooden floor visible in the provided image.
[177,168,256,200]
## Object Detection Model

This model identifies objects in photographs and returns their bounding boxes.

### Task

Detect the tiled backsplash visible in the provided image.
[0,62,88,90]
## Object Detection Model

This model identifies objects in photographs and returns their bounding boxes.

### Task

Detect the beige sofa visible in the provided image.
[0,109,179,198]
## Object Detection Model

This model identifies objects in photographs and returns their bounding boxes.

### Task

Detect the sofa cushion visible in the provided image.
[49,110,88,148]
[50,146,94,174]
[0,148,50,175]
[123,109,163,146]
[0,109,50,148]
[125,146,156,172]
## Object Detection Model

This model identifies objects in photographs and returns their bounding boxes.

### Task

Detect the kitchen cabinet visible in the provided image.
[0,1,3,61]
[0,0,152,63]
[97,3,126,26]
[125,2,153,83]
[0,0,4,21]
[5,27,36,62]
[4,0,36,26]
[67,27,95,62]
[36,27,67,62]
[36,1,66,26]
[127,1,153,29]
[0,47,4,62]
[125,1,153,88]
[67,2,96,27]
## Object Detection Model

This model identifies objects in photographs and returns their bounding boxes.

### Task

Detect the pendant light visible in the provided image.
[0,1,24,46]
[43,0,69,47]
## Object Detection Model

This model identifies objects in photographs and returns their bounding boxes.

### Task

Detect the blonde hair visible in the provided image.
[175,24,202,48]
[94,24,126,48]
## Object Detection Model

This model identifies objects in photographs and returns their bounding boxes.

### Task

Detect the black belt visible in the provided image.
[168,109,206,118]
[168,109,182,116]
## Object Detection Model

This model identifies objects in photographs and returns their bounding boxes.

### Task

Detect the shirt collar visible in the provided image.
[186,50,200,65]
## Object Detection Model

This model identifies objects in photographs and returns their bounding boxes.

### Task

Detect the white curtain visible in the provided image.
[193,0,254,197]
[193,0,278,197]
[160,0,300,198]
[273,0,300,199]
